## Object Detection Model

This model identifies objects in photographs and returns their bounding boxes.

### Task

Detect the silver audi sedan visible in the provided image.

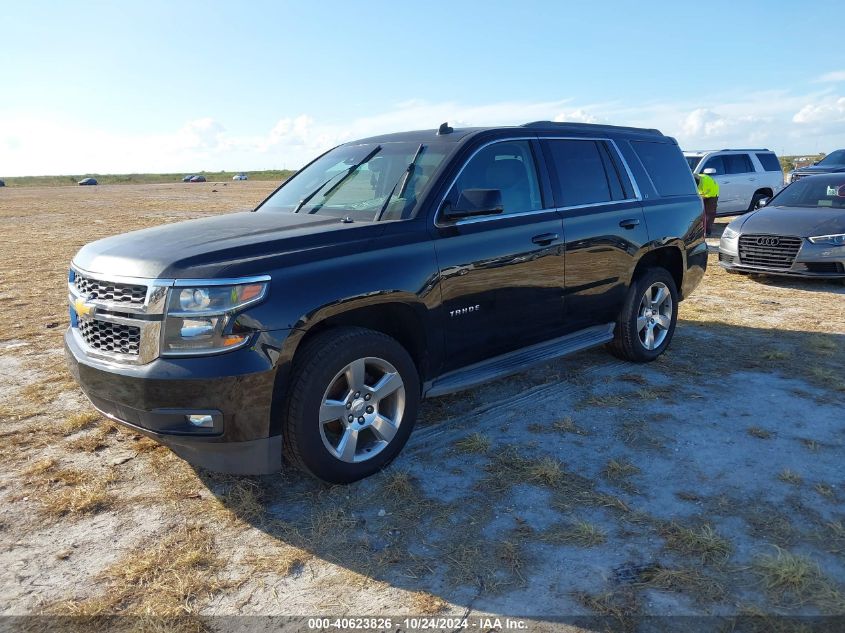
[719,174,845,283]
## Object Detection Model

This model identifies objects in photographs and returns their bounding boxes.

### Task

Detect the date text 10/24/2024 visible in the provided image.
[307,617,529,630]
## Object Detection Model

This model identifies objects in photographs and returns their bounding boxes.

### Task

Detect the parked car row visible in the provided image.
[182,173,249,182]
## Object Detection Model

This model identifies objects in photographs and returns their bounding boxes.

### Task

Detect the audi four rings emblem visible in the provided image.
[756,236,780,246]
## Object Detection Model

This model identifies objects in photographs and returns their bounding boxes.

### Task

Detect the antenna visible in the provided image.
[437,122,453,135]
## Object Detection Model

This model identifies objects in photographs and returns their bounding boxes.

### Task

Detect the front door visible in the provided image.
[432,139,566,373]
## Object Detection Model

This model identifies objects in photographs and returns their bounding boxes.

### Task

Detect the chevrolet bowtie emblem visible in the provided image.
[74,296,94,317]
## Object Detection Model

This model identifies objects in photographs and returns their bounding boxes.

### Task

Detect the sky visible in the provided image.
[2,0,845,176]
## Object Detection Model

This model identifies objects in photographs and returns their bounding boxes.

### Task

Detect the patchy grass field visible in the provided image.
[1,183,843,627]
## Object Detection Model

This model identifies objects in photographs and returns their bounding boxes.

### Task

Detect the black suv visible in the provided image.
[789,149,845,183]
[65,122,706,483]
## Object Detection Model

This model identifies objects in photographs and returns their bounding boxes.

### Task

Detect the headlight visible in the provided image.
[808,234,845,245]
[722,227,739,239]
[162,278,269,355]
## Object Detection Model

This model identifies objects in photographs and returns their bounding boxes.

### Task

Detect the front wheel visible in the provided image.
[282,327,420,483]
[608,268,679,363]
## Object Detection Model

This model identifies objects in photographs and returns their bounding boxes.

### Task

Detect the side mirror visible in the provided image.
[702,168,717,175]
[441,189,504,220]
[757,197,770,208]
[812,161,819,166]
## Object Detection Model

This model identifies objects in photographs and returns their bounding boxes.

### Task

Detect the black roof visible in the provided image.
[351,121,666,146]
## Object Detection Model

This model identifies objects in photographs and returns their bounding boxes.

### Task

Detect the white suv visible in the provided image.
[683,149,784,215]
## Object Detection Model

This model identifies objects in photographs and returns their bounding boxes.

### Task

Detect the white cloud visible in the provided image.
[792,96,845,124]
[553,109,599,124]
[814,70,845,83]
[3,91,845,176]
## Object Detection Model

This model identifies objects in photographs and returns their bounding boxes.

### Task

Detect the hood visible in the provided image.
[794,164,845,174]
[736,205,845,237]
[72,211,380,279]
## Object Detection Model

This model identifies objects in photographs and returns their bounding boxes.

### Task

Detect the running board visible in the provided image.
[424,322,615,398]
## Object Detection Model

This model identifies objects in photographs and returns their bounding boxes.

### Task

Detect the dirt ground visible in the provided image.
[0,182,843,631]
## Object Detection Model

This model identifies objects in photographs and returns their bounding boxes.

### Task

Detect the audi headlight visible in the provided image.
[722,227,740,240]
[162,278,269,355]
[808,234,845,246]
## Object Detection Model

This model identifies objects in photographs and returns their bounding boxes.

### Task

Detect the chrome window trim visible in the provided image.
[433,135,643,229]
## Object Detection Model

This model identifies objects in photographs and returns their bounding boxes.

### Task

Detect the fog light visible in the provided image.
[187,414,214,428]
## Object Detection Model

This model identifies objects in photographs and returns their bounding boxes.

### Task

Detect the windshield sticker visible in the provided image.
[818,200,833,207]
[827,186,837,196]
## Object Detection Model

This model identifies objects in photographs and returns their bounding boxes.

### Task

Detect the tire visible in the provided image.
[608,268,679,363]
[282,327,420,484]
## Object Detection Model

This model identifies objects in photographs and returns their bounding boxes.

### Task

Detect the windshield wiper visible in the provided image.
[376,144,425,221]
[292,145,382,214]
[305,145,382,215]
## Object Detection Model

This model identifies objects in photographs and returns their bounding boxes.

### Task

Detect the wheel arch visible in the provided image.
[632,244,685,298]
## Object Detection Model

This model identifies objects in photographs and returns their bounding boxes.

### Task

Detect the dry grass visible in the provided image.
[242,545,311,577]
[778,469,803,485]
[632,565,726,603]
[660,522,732,565]
[52,523,226,617]
[542,520,606,547]
[60,411,100,435]
[36,468,116,516]
[409,591,448,615]
[602,458,640,481]
[814,483,836,499]
[453,432,490,454]
[747,426,774,440]
[483,446,564,491]
[552,416,588,435]
[753,546,845,611]
[578,393,627,408]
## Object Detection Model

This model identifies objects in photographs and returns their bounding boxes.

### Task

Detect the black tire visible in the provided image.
[282,327,420,484]
[608,267,679,363]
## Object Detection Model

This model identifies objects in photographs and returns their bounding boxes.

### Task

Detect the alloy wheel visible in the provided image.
[637,281,673,351]
[318,357,406,463]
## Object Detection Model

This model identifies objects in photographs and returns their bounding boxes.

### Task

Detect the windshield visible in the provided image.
[258,142,450,221]
[817,150,845,167]
[770,177,845,209]
[685,156,702,171]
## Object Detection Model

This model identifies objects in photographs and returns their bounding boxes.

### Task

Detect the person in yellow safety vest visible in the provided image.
[694,173,719,236]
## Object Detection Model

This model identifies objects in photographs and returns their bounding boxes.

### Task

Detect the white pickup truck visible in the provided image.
[684,149,784,215]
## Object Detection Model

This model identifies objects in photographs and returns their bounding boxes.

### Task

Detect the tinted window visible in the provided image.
[545,140,614,206]
[756,152,782,172]
[818,150,845,166]
[770,177,845,208]
[723,154,754,174]
[631,141,697,196]
[451,140,542,214]
[598,141,633,200]
[701,156,725,175]
[686,156,702,171]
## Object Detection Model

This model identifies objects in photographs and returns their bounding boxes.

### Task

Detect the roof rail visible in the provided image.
[720,148,770,152]
[521,121,663,136]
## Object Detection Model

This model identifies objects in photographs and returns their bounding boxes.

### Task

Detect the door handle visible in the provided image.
[531,232,559,245]
[619,218,640,229]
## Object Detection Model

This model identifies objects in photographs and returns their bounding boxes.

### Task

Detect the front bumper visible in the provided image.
[64,327,288,474]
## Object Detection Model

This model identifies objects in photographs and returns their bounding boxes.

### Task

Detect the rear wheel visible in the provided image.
[608,268,679,363]
[282,327,419,483]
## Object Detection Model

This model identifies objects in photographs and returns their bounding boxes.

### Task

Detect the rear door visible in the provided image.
[722,153,757,212]
[432,138,567,372]
[541,138,649,330]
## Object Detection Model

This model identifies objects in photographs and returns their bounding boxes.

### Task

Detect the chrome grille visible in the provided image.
[738,235,802,269]
[74,273,147,305]
[78,318,141,355]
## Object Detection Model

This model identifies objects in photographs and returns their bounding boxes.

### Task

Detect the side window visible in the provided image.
[724,154,753,174]
[598,141,635,200]
[545,139,613,207]
[631,140,698,196]
[756,153,782,172]
[701,156,725,175]
[451,141,542,214]
[723,154,754,174]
